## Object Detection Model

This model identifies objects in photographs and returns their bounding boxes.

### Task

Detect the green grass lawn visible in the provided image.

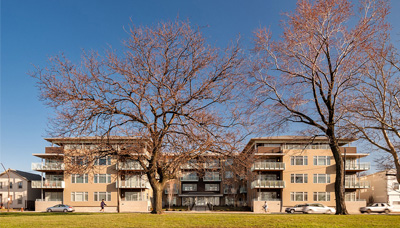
[0,212,399,228]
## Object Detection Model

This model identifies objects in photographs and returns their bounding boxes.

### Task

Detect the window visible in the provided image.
[314,156,331,165]
[18,182,23,189]
[10,182,12,189]
[205,184,219,191]
[71,192,88,201]
[345,192,356,201]
[71,156,87,166]
[393,183,400,191]
[313,192,330,201]
[71,174,88,183]
[291,156,308,165]
[291,174,308,183]
[45,192,63,201]
[94,174,112,183]
[225,171,233,179]
[0,182,2,189]
[225,196,234,206]
[94,192,111,201]
[225,158,233,166]
[290,192,308,201]
[17,196,23,204]
[258,192,278,201]
[204,172,220,181]
[124,192,142,201]
[94,156,112,166]
[313,174,331,183]
[182,184,197,191]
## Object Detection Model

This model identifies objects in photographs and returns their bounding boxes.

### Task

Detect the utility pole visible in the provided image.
[1,163,10,212]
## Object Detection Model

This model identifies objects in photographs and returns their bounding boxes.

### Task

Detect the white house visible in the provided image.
[360,169,400,212]
[0,169,42,210]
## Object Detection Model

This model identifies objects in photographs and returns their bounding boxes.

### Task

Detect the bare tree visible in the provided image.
[250,0,389,214]
[346,42,400,183]
[31,19,244,214]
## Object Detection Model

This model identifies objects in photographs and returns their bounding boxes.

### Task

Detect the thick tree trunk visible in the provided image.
[152,185,164,214]
[393,155,400,184]
[329,140,348,215]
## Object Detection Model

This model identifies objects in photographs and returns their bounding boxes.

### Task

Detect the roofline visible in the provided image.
[242,136,357,153]
[0,169,28,181]
[45,136,149,146]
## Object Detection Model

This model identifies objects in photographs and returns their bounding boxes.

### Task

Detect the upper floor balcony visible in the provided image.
[345,162,371,171]
[251,162,285,171]
[180,175,199,182]
[32,162,65,171]
[165,188,179,194]
[345,181,370,189]
[31,180,65,189]
[117,161,144,171]
[251,180,285,189]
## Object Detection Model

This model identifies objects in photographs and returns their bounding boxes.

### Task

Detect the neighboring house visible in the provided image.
[360,169,400,212]
[32,137,152,212]
[242,136,369,213]
[0,169,41,210]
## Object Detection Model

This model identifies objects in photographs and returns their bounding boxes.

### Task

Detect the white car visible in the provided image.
[303,203,336,214]
[360,203,392,214]
[285,204,309,213]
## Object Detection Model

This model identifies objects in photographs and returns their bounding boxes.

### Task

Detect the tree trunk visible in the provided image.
[152,185,164,214]
[329,141,348,215]
[393,155,400,184]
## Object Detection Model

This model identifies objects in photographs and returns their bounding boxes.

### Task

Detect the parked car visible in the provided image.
[285,204,309,213]
[303,203,336,214]
[46,204,75,212]
[360,203,392,214]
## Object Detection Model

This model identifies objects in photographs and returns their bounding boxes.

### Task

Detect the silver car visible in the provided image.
[46,204,75,212]
[303,203,336,214]
[285,204,309,213]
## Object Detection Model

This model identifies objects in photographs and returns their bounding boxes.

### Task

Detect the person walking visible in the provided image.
[100,199,107,212]
[263,201,268,213]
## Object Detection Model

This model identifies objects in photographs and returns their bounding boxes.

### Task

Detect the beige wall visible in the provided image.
[35,201,62,212]
[345,201,366,214]
[253,201,281,213]
[360,171,388,203]
[281,149,336,208]
[120,201,149,212]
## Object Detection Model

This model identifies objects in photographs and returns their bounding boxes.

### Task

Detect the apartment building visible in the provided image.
[360,169,400,212]
[32,137,152,212]
[0,169,41,210]
[243,136,370,213]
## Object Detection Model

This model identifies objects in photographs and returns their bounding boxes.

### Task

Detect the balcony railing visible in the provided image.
[239,187,247,193]
[117,180,148,189]
[203,176,222,181]
[117,161,144,170]
[251,180,285,189]
[345,162,370,171]
[32,163,65,171]
[164,189,179,194]
[204,163,220,169]
[251,162,285,171]
[180,176,199,181]
[31,180,65,189]
[345,181,370,189]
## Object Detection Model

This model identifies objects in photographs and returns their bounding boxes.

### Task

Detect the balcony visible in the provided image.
[251,162,285,171]
[180,176,199,181]
[117,180,148,189]
[203,176,222,182]
[256,147,283,155]
[239,186,247,193]
[180,164,196,169]
[32,163,65,171]
[117,161,144,170]
[251,180,285,189]
[31,180,65,189]
[345,181,370,189]
[165,189,179,194]
[345,162,370,171]
[204,163,220,169]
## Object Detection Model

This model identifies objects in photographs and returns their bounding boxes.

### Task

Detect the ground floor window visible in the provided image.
[345,192,356,201]
[258,191,278,201]
[17,195,23,204]
[290,192,308,201]
[71,192,88,201]
[313,192,330,201]
[124,192,143,201]
[45,192,63,201]
[182,184,197,191]
[94,192,111,201]
[225,196,234,206]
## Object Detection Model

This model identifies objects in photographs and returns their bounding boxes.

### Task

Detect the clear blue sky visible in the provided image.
[1,0,399,173]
